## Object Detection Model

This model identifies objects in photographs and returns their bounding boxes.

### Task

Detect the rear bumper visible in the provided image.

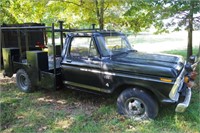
[175,87,192,113]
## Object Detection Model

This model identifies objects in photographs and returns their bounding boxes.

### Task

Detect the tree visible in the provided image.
[0,0,49,24]
[59,0,124,30]
[187,1,200,60]
[0,0,133,30]
[0,0,159,32]
[124,0,200,59]
[0,0,18,24]
[152,0,200,60]
[94,0,104,29]
[120,0,156,33]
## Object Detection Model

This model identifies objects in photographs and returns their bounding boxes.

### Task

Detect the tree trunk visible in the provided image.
[187,1,194,60]
[95,0,104,30]
[99,0,104,30]
[187,23,193,60]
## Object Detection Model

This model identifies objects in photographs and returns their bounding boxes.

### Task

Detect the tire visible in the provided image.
[117,88,158,120]
[16,69,34,93]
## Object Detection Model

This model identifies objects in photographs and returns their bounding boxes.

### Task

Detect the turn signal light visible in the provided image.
[160,78,172,83]
[184,76,189,83]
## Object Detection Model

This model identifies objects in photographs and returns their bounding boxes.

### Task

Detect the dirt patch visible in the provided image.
[0,73,16,91]
[34,89,114,116]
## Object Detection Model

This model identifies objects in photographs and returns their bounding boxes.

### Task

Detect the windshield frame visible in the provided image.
[95,34,134,57]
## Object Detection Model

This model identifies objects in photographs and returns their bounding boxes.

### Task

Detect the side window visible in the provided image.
[69,37,98,59]
[89,40,98,57]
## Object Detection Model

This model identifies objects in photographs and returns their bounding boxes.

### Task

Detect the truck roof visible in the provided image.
[67,30,125,37]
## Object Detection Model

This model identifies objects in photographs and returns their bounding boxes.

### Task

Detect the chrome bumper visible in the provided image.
[175,88,192,113]
[169,68,185,101]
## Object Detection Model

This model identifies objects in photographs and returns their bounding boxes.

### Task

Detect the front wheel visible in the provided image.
[117,88,158,120]
[16,69,35,93]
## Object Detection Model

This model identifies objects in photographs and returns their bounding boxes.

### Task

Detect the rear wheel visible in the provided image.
[16,69,35,93]
[117,88,158,120]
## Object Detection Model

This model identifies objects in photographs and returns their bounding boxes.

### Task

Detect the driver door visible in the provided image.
[61,36,104,91]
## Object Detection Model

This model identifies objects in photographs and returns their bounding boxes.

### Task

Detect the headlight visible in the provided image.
[189,55,197,64]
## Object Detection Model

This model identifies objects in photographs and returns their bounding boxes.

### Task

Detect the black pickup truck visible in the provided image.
[1,24,198,120]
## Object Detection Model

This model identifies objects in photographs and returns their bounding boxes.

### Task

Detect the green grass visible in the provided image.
[164,46,199,59]
[0,48,200,133]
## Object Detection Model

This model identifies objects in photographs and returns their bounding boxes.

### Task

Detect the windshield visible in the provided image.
[96,35,133,56]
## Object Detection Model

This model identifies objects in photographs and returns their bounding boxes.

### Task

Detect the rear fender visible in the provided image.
[2,48,20,77]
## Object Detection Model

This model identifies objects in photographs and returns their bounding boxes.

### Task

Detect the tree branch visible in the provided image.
[62,0,96,13]
[104,2,109,11]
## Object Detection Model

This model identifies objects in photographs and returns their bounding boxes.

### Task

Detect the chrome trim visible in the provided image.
[80,68,114,76]
[115,73,172,83]
[63,81,111,93]
[79,67,172,84]
[175,88,192,112]
[169,67,185,101]
[161,99,176,103]
[63,64,174,84]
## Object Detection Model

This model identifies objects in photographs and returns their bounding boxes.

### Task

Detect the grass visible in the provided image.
[129,31,199,53]
[164,46,199,58]
[0,48,200,133]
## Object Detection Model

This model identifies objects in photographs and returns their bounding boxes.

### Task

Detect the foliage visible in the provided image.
[1,0,199,31]
[0,0,156,32]
[152,0,200,32]
[120,0,156,33]
[0,0,117,28]
[0,0,48,24]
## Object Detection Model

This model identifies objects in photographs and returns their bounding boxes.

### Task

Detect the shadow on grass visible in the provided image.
[0,81,117,132]
[0,98,21,130]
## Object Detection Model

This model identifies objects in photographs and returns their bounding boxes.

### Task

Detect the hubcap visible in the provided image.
[126,98,145,116]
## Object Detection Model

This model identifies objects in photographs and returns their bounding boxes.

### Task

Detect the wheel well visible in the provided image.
[15,68,20,73]
[14,65,27,74]
[114,84,160,106]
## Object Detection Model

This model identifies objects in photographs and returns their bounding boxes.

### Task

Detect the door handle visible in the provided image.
[66,59,72,63]
[91,61,100,65]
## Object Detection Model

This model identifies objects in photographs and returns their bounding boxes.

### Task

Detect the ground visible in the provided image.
[0,31,200,132]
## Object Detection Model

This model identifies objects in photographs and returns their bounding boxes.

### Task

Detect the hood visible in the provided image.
[111,52,185,78]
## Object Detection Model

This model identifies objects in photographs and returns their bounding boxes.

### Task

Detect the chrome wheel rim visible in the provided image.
[19,74,28,90]
[125,98,146,117]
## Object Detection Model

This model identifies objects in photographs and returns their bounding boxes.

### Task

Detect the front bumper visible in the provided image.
[170,59,198,113]
[175,87,192,112]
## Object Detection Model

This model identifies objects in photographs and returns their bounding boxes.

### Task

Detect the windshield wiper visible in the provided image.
[111,51,129,57]
[126,49,137,53]
[111,49,137,58]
